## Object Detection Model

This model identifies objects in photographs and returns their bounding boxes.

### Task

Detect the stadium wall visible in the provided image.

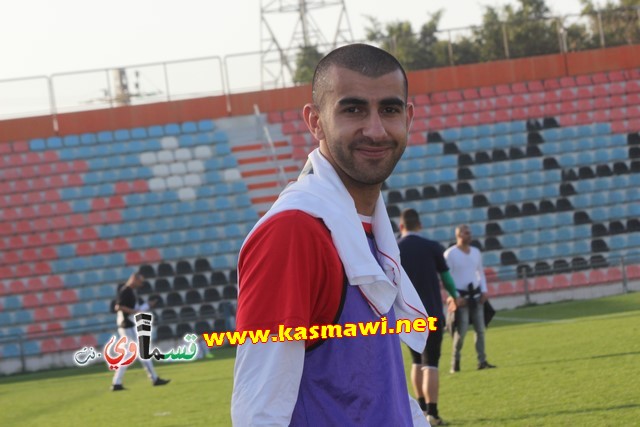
[1,44,640,144]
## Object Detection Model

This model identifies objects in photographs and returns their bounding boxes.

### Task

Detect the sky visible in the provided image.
[0,0,587,115]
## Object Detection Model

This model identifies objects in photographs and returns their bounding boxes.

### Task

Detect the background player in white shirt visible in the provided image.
[444,225,497,373]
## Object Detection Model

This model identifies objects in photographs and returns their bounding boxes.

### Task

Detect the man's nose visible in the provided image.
[362,112,387,141]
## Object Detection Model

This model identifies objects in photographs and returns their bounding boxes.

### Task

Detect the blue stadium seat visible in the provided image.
[58,135,79,148]
[198,120,215,132]
[114,129,130,141]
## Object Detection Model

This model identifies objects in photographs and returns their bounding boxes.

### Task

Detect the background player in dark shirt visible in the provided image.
[111,272,169,391]
[398,208,464,426]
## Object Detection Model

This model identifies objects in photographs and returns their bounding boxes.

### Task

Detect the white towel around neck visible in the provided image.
[239,148,428,352]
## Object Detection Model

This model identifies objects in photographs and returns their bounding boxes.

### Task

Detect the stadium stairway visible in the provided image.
[215,115,300,216]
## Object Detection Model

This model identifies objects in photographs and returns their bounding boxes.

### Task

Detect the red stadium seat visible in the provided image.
[40,338,59,353]
[557,113,577,127]
[478,86,496,98]
[131,180,148,193]
[59,336,78,351]
[445,102,463,115]
[103,210,121,224]
[56,290,75,305]
[462,88,479,100]
[27,324,44,337]
[575,75,592,86]
[0,142,10,154]
[559,76,576,87]
[34,308,51,322]
[608,70,626,82]
[42,150,58,162]
[45,276,64,289]
[543,78,560,90]
[267,111,283,123]
[427,117,444,130]
[570,272,588,287]
[86,212,104,225]
[575,86,593,99]
[414,94,431,105]
[22,248,39,262]
[626,80,640,94]
[490,282,509,296]
[76,242,93,256]
[33,262,51,275]
[610,120,627,134]
[431,92,448,103]
[444,115,461,129]
[610,108,627,121]
[527,80,544,92]
[460,113,480,127]
[111,238,129,252]
[0,266,13,279]
[40,246,57,260]
[411,119,428,133]
[291,134,307,147]
[408,132,426,145]
[78,334,98,348]
[576,99,594,112]
[511,82,528,94]
[51,305,71,320]
[413,105,429,119]
[532,277,551,292]
[592,109,610,123]
[426,104,445,117]
[94,240,111,254]
[41,291,57,305]
[588,269,607,285]
[43,190,60,203]
[22,293,41,309]
[445,90,463,102]
[282,110,300,121]
[461,100,480,113]
[8,279,26,294]
[27,277,45,291]
[575,112,593,125]
[281,121,298,135]
[292,146,308,160]
[43,231,62,246]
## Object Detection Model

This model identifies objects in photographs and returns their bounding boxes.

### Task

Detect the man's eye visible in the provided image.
[345,106,360,113]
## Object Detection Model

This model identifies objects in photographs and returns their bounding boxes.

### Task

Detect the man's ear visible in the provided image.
[406,102,415,133]
[303,103,325,142]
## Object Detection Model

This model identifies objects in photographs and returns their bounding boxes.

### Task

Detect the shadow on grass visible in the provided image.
[491,292,640,328]
[511,350,640,368]
[467,403,640,424]
[0,346,236,385]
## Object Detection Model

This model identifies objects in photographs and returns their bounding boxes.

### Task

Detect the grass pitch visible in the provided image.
[1,292,639,426]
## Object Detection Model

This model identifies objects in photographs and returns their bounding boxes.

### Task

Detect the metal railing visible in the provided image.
[0,8,639,122]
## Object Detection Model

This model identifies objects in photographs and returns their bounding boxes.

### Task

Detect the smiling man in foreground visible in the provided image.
[231,43,430,426]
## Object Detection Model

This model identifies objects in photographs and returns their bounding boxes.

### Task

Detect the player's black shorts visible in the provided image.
[410,317,443,368]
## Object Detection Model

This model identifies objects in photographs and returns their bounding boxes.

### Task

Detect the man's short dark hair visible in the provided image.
[400,208,421,231]
[312,43,408,107]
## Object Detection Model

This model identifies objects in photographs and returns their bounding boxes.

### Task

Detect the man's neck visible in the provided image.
[457,243,471,253]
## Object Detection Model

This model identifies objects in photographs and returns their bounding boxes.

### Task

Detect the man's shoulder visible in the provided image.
[258,210,328,234]
[443,245,458,256]
[470,245,482,255]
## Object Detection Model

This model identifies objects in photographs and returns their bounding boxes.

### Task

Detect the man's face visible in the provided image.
[133,274,144,288]
[457,227,472,245]
[309,66,413,188]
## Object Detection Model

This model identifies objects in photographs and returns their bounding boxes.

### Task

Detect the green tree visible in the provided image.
[580,0,640,47]
[293,45,323,85]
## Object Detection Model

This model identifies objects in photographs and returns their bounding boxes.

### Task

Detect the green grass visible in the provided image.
[2,293,640,426]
